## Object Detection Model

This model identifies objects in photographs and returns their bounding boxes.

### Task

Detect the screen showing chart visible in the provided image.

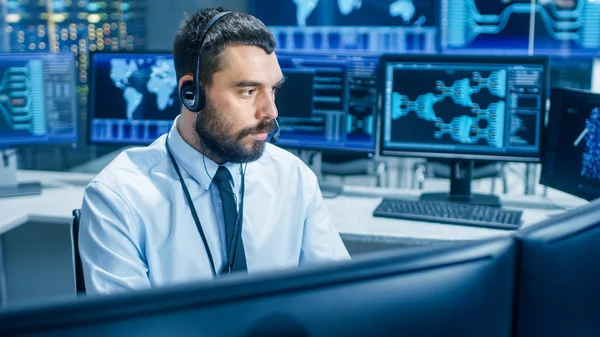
[440,0,532,54]
[440,0,600,56]
[89,52,180,145]
[532,0,600,56]
[251,0,437,53]
[275,51,379,153]
[379,55,548,161]
[540,87,600,201]
[0,53,78,147]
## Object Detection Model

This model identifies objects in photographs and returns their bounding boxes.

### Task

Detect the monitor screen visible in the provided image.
[378,54,549,162]
[0,237,516,337]
[540,87,600,201]
[275,51,379,153]
[251,0,438,53]
[440,0,600,57]
[440,0,531,55]
[88,52,179,145]
[0,52,77,148]
[532,1,600,57]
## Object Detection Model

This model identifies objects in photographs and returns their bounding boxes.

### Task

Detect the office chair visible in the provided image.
[321,154,388,187]
[413,159,508,194]
[71,209,86,295]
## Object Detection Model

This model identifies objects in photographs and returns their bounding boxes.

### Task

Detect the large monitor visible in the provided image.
[88,51,180,145]
[251,0,438,53]
[515,197,600,337]
[0,52,78,198]
[440,0,531,55]
[275,51,379,154]
[540,87,600,201]
[440,0,600,57]
[378,54,549,206]
[0,237,516,337]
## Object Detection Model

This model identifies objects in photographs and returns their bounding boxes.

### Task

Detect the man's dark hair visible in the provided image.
[173,7,276,87]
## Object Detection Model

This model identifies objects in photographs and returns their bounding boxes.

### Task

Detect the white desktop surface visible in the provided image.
[0,170,588,241]
[0,170,588,308]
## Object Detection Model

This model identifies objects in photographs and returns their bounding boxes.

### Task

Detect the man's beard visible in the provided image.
[194,101,275,163]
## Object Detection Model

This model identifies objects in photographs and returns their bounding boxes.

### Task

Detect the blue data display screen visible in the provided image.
[251,0,436,27]
[541,89,600,200]
[441,0,532,54]
[251,0,438,53]
[0,53,78,147]
[532,0,600,56]
[381,61,545,158]
[274,52,379,153]
[89,53,180,145]
[441,0,600,56]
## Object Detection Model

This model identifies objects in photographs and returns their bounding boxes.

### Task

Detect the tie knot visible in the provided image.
[213,166,232,183]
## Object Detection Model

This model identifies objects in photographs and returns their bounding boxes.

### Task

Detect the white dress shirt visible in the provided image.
[79,117,350,295]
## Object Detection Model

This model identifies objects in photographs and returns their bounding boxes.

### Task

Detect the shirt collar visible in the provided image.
[166,115,242,191]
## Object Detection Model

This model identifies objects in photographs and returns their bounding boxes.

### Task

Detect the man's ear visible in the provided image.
[178,74,194,92]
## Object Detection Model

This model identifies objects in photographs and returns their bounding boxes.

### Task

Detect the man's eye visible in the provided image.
[243,89,256,96]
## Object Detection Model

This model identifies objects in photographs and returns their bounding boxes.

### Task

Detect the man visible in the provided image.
[79,7,350,295]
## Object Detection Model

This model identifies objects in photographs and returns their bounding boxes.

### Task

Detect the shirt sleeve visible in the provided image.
[79,181,151,295]
[299,175,351,264]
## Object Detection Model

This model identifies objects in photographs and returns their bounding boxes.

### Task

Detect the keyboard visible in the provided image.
[373,198,523,230]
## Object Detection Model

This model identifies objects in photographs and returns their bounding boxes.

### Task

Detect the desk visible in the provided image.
[0,170,588,307]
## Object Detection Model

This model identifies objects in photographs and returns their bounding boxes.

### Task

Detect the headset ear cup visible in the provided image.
[180,81,198,112]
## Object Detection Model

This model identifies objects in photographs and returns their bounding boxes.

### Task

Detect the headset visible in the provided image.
[178,10,281,144]
[179,11,232,113]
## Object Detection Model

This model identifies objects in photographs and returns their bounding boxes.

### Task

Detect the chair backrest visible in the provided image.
[71,209,86,295]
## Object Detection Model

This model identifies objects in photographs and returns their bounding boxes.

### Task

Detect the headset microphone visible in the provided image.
[270,119,280,144]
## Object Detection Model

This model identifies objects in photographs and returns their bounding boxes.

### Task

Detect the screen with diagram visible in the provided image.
[541,88,600,201]
[380,58,546,160]
[89,52,180,145]
[440,0,600,56]
[532,0,600,56]
[275,51,379,153]
[0,53,77,147]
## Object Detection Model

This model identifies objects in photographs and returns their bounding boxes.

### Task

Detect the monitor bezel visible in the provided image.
[539,86,600,201]
[87,49,176,146]
[0,237,515,335]
[0,52,79,148]
[376,54,550,163]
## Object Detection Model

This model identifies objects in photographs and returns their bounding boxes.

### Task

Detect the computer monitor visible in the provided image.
[0,237,516,337]
[515,197,600,337]
[540,87,600,201]
[0,52,78,198]
[88,51,180,145]
[275,51,379,155]
[250,0,438,53]
[378,54,549,206]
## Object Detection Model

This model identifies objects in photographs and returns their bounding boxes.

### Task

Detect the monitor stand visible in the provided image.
[419,159,501,207]
[0,149,42,198]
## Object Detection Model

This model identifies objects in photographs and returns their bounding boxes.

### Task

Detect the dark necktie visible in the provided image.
[213,166,247,273]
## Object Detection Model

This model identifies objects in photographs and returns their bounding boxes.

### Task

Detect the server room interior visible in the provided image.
[0,0,600,336]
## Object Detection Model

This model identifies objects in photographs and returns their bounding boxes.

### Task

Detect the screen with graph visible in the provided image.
[541,88,600,200]
[532,0,600,56]
[88,52,180,145]
[251,0,438,53]
[440,0,533,54]
[0,53,78,147]
[379,55,548,161]
[440,0,600,56]
[274,51,379,153]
